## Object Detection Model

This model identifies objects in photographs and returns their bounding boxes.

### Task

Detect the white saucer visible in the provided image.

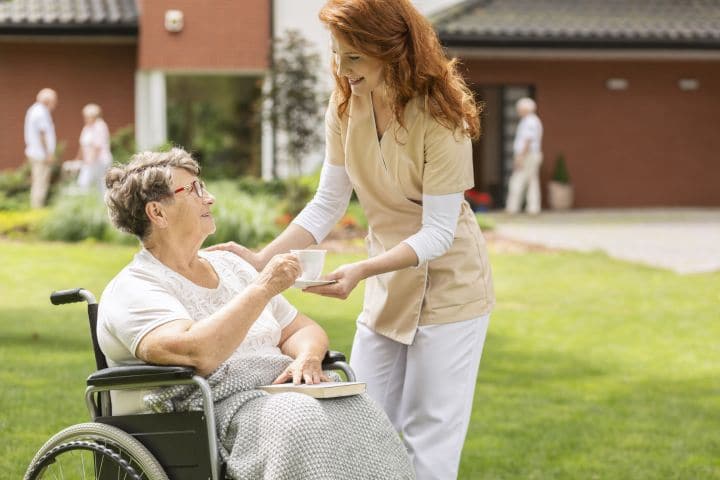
[293,279,337,289]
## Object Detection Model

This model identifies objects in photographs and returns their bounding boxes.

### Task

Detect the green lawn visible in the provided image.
[1,239,718,479]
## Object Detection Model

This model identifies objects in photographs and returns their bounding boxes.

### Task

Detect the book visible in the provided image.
[258,381,366,399]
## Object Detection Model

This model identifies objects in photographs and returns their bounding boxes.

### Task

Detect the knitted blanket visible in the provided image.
[144,353,414,480]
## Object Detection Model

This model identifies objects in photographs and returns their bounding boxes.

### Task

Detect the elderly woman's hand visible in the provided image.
[205,241,266,271]
[273,353,331,385]
[253,253,301,297]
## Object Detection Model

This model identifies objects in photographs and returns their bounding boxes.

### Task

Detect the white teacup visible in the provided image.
[290,249,327,281]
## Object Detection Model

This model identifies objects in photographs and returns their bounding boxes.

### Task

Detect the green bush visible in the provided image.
[552,153,571,184]
[0,209,48,237]
[236,176,288,196]
[204,180,281,248]
[0,164,31,211]
[39,194,115,242]
[110,124,137,165]
[235,175,315,217]
[37,182,282,248]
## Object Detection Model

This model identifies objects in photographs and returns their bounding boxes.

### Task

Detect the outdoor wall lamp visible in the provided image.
[605,78,628,91]
[678,78,700,91]
[165,9,184,33]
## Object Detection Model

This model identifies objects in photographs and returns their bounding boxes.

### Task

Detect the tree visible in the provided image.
[267,29,324,177]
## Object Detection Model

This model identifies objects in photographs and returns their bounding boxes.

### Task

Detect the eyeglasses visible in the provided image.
[173,180,206,198]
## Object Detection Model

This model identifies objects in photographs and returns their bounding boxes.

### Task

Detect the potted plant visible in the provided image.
[547,153,574,210]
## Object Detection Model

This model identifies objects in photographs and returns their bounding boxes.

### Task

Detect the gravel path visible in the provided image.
[491,208,720,274]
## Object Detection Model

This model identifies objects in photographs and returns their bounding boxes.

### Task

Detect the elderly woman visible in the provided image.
[74,103,112,192]
[98,148,413,479]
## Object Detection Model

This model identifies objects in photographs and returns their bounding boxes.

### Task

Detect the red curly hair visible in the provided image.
[319,0,481,140]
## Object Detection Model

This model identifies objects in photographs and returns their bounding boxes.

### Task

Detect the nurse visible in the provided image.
[211,0,495,478]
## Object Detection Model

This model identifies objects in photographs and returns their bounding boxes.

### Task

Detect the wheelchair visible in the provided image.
[24,288,356,480]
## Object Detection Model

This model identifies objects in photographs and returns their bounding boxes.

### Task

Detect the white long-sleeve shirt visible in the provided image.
[292,162,463,265]
[24,102,56,160]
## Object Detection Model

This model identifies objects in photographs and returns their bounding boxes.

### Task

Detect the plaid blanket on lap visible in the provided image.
[144,353,414,480]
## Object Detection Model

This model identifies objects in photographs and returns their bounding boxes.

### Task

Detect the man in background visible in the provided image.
[506,97,543,214]
[25,88,58,208]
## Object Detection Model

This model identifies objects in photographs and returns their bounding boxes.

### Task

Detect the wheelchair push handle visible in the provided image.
[50,288,97,306]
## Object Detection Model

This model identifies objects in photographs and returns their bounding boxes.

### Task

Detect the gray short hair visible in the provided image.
[82,103,102,119]
[104,148,200,239]
[516,97,537,113]
[36,88,57,103]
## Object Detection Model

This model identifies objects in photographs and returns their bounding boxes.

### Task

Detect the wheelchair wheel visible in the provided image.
[24,422,168,480]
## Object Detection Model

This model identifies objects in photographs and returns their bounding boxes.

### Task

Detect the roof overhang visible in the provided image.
[446,46,720,61]
[0,23,136,36]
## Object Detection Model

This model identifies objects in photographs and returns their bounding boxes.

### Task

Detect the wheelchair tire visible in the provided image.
[24,422,169,480]
[25,440,143,479]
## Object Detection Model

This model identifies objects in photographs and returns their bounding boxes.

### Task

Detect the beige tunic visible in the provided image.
[326,94,495,344]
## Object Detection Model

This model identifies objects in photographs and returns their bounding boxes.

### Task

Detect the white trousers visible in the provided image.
[350,314,490,480]
[506,152,543,214]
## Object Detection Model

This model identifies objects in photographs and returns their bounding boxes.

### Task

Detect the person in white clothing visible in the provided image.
[24,88,58,208]
[98,148,414,479]
[506,97,544,214]
[74,103,113,193]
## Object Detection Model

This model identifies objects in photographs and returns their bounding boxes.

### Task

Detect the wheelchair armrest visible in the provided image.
[87,365,196,387]
[322,350,346,367]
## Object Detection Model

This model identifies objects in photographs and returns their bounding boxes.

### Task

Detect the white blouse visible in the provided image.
[97,249,298,413]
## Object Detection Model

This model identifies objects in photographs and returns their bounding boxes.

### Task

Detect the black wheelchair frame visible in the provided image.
[24,288,355,480]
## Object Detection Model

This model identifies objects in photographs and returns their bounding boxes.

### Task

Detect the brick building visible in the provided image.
[3,0,719,207]
[433,0,720,207]
[0,0,270,171]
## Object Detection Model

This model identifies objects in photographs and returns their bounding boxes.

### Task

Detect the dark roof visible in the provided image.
[0,0,138,35]
[433,0,720,49]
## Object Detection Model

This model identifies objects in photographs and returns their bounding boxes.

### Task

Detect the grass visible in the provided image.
[1,239,718,479]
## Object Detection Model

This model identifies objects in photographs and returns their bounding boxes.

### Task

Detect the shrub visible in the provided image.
[552,153,571,184]
[204,180,281,248]
[110,124,137,165]
[0,164,31,211]
[39,194,113,242]
[36,181,283,247]
[235,175,315,217]
[0,209,48,237]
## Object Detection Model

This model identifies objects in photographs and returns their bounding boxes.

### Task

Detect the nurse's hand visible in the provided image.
[204,241,266,271]
[304,263,365,299]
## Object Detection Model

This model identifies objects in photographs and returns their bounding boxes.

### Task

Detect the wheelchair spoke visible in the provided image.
[27,426,160,480]
[80,449,87,479]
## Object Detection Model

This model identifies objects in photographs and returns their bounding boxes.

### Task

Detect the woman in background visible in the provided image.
[75,103,112,192]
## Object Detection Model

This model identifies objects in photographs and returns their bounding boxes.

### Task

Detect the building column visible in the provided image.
[261,73,275,180]
[135,70,167,151]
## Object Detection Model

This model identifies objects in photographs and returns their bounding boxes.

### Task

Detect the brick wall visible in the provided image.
[465,58,720,207]
[138,0,270,71]
[0,41,136,170]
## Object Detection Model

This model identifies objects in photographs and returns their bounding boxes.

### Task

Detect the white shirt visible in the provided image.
[98,249,298,414]
[293,162,463,265]
[24,102,56,160]
[513,113,543,156]
[80,119,113,166]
